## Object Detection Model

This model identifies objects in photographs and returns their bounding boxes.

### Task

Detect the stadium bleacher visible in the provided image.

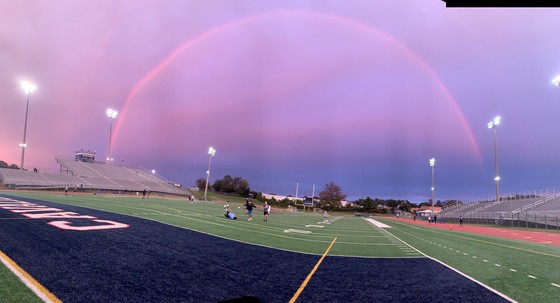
[439,193,560,229]
[0,157,186,196]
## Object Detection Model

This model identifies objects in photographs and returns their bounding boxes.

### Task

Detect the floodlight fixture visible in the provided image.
[487,116,501,129]
[21,80,37,96]
[552,75,560,86]
[106,108,118,119]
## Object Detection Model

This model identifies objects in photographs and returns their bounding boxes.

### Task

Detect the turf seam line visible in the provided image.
[0,250,62,303]
[289,237,337,303]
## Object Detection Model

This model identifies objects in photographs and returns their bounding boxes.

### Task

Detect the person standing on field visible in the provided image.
[244,199,256,221]
[263,202,271,222]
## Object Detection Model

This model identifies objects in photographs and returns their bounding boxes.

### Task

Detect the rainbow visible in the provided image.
[112,10,482,161]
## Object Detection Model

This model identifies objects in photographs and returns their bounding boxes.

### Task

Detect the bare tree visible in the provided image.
[318,182,346,211]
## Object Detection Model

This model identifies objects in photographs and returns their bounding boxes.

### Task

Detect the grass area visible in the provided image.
[1,190,559,303]
[0,262,43,303]
[375,218,560,303]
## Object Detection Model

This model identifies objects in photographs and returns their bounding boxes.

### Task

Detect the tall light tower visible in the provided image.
[488,116,501,202]
[106,108,118,164]
[19,81,37,170]
[204,147,216,201]
[429,157,436,212]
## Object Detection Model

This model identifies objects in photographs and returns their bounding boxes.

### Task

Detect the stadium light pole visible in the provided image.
[488,116,501,202]
[106,108,118,165]
[204,147,216,201]
[430,157,435,212]
[19,81,37,170]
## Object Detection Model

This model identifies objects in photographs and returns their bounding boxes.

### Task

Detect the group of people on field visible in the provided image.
[224,199,271,222]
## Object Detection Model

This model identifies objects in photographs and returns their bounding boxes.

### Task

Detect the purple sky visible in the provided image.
[2,1,560,202]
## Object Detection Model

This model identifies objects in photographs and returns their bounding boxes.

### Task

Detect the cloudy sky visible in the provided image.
[2,0,560,202]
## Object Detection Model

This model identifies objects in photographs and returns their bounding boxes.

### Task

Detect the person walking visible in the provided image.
[459,216,463,227]
[323,210,329,223]
[244,199,256,221]
[263,202,271,222]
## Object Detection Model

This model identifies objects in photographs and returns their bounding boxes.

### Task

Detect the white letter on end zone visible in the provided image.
[48,220,129,231]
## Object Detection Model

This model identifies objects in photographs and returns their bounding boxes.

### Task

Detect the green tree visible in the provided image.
[317,182,346,211]
[234,178,250,196]
[212,175,251,196]
[195,178,207,190]
[356,197,375,211]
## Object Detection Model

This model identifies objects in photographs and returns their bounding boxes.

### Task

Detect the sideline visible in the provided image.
[289,237,337,303]
[0,250,62,303]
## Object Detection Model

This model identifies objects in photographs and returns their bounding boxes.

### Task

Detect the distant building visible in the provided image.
[262,193,303,203]
[416,206,442,216]
[74,149,96,163]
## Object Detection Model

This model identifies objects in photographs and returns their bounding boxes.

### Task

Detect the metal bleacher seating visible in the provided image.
[0,157,186,196]
[55,157,185,195]
[0,168,84,189]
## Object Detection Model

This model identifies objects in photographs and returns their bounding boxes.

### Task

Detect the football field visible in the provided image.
[0,191,558,302]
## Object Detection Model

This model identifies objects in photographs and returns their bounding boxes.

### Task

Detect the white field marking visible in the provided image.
[305,225,324,228]
[528,275,537,279]
[284,229,312,234]
[551,283,560,288]
[456,250,460,253]
[472,256,477,259]
[510,269,517,272]
[483,260,489,262]
[495,264,501,267]
[370,225,517,303]
[365,218,392,228]
[0,251,58,303]
[463,253,468,256]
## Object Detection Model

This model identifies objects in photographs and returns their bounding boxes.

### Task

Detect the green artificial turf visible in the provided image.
[1,190,559,303]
